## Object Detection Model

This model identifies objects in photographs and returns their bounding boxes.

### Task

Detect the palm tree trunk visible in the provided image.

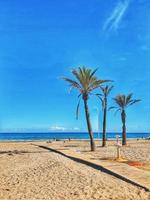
[121,110,126,145]
[102,98,107,147]
[83,98,96,151]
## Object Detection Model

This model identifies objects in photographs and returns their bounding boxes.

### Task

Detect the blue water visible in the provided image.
[0,132,149,141]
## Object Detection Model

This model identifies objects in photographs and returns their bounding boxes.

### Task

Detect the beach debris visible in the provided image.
[127,161,143,167]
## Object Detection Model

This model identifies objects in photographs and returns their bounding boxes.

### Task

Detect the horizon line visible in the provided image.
[0,131,149,134]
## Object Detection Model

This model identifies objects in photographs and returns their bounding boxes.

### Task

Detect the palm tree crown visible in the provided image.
[63,67,109,99]
[98,85,114,109]
[113,93,141,111]
[101,85,114,97]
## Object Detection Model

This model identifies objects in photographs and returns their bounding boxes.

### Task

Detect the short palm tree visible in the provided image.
[97,85,113,147]
[112,94,140,145]
[63,66,109,151]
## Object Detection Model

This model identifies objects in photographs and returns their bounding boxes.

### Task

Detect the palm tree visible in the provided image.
[63,66,109,151]
[97,85,113,147]
[112,94,140,145]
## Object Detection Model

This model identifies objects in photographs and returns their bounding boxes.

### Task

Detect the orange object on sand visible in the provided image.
[128,161,143,166]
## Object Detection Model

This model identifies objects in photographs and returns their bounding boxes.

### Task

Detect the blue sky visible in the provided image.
[0,0,150,132]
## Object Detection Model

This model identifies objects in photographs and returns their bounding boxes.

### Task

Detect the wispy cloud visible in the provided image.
[118,56,127,61]
[73,127,80,131]
[103,0,131,32]
[49,126,80,131]
[141,45,150,51]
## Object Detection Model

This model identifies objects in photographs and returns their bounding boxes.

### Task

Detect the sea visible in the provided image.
[0,132,149,141]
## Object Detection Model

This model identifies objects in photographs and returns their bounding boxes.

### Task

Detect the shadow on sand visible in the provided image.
[0,150,46,155]
[33,144,149,192]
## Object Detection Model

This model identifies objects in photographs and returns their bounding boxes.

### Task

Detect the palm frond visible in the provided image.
[89,68,98,80]
[96,94,104,110]
[62,77,81,90]
[89,79,111,91]
[108,106,117,111]
[128,99,141,106]
[72,69,85,88]
[113,96,124,108]
[78,94,82,98]
[76,98,81,120]
[107,85,114,95]
[114,108,121,116]
[99,85,105,93]
[125,93,133,105]
[69,86,74,93]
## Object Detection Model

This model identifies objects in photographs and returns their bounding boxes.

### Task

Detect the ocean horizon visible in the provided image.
[0,132,149,141]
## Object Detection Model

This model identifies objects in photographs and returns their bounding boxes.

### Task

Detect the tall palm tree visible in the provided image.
[112,94,140,145]
[97,85,113,147]
[63,66,109,151]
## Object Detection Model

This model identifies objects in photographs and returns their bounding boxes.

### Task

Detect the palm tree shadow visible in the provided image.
[0,150,46,155]
[34,144,149,192]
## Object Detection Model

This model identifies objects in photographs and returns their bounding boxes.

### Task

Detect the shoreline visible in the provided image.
[0,138,149,143]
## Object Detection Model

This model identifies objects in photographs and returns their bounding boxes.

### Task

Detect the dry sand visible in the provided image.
[0,140,150,200]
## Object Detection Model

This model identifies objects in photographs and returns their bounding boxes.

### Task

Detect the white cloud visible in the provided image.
[73,127,80,131]
[49,126,66,131]
[103,0,131,32]
[49,126,80,132]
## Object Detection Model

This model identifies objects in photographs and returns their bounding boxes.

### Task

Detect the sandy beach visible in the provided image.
[0,140,150,200]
